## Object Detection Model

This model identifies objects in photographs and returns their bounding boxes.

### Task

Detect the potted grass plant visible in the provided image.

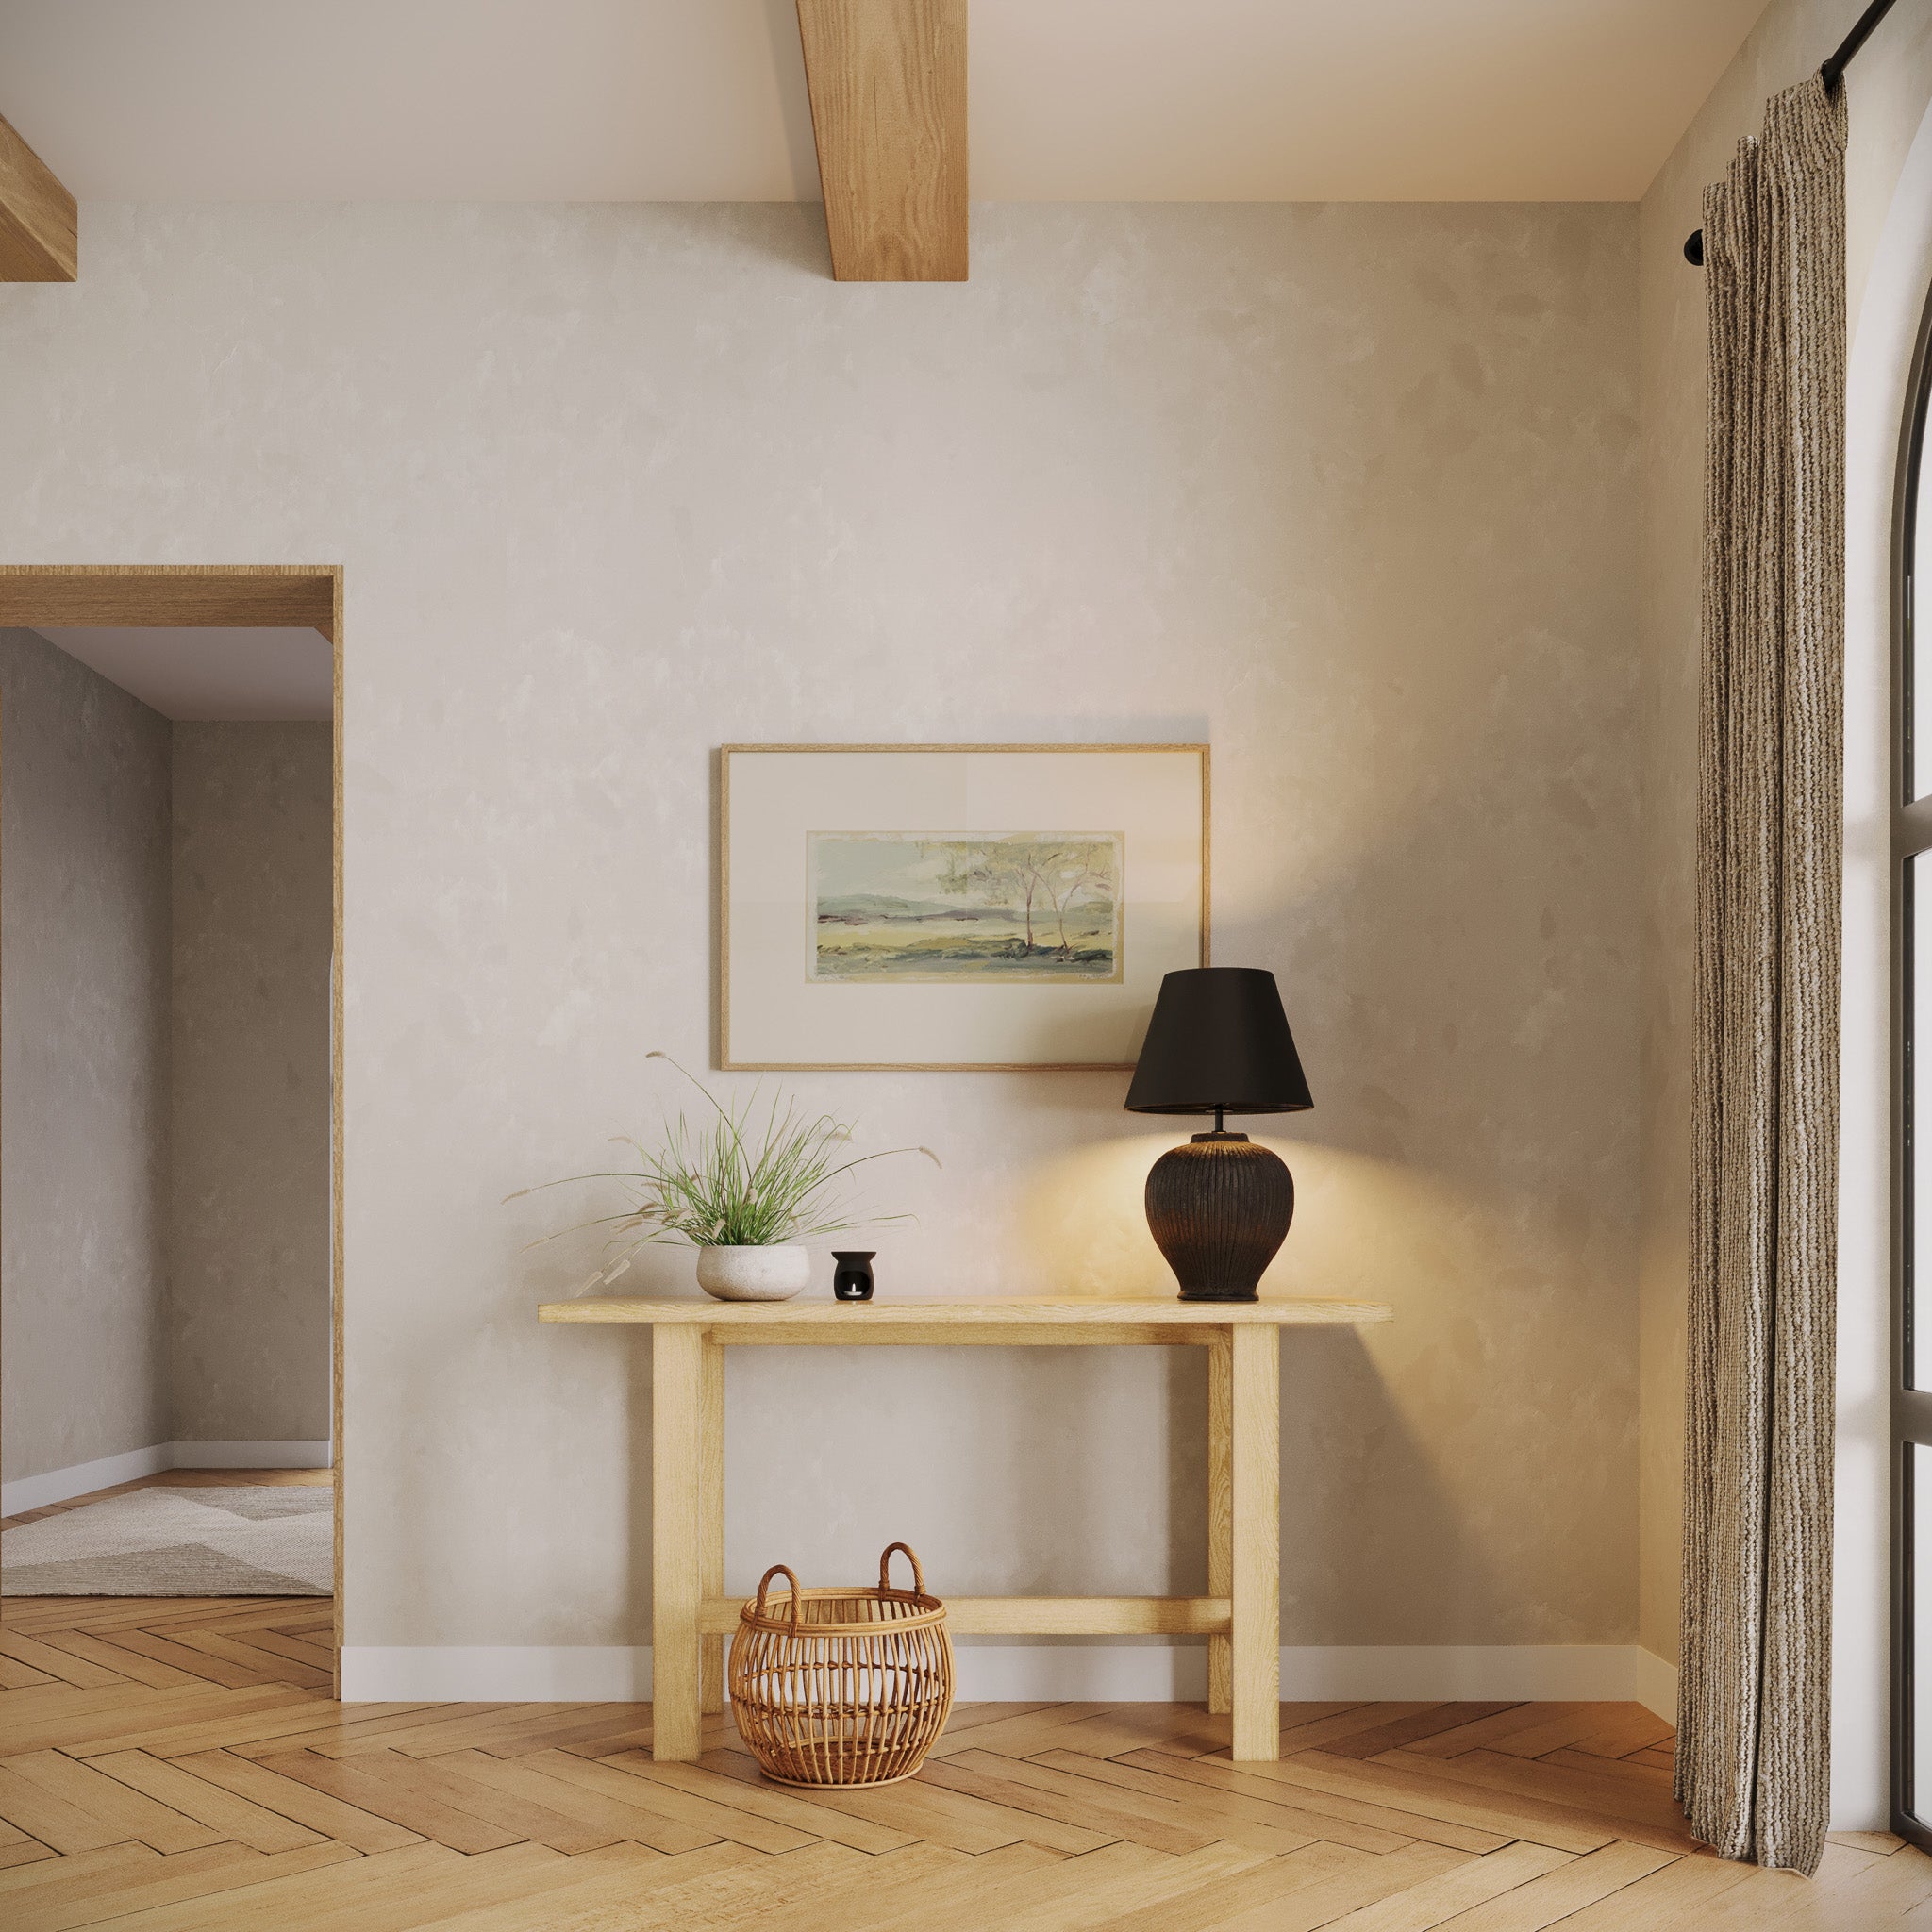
[512,1054,938,1302]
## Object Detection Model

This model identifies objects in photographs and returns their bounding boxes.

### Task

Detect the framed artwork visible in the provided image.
[719,744,1209,1070]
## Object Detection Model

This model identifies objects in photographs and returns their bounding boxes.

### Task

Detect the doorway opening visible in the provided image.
[0,567,343,1687]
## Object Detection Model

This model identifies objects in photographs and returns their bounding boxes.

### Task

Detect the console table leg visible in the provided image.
[1229,1324,1280,1761]
[700,1336,725,1716]
[1207,1332,1233,1716]
[652,1324,704,1760]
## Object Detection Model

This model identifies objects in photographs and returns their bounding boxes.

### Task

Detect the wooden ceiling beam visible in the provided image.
[0,111,76,281]
[795,0,966,282]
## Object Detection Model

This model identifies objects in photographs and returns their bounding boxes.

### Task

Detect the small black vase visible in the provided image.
[831,1251,876,1302]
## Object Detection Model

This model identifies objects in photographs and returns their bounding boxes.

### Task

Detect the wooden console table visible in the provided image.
[537,1295,1391,1763]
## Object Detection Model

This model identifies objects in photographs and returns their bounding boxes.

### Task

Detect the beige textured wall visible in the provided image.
[1635,0,1932,1671]
[170,722,333,1445]
[0,202,1640,1650]
[0,627,172,1482]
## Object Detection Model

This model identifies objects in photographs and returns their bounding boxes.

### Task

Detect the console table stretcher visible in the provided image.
[538,1295,1391,1763]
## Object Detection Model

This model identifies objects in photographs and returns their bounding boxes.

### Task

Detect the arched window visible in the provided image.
[1893,270,1932,1848]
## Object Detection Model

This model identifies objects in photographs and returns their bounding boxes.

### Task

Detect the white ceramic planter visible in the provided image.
[696,1244,812,1302]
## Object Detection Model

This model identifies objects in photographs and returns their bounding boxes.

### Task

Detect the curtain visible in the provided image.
[1679,74,1846,1878]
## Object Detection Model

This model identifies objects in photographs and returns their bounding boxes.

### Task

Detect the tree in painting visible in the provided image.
[936,840,1115,961]
[810,833,1122,982]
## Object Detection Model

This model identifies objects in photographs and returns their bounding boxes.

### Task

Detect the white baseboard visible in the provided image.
[2,1441,333,1515]
[171,1441,332,1470]
[1632,1646,1679,1725]
[343,1647,653,1702]
[340,1641,1671,1707]
[0,1443,174,1516]
[1279,1645,1656,1702]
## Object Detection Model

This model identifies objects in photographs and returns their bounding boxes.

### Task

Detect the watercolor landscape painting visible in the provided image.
[809,833,1124,982]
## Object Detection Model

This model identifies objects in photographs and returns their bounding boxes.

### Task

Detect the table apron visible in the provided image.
[709,1323,1224,1346]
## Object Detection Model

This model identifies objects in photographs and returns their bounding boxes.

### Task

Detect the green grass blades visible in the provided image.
[508,1053,939,1291]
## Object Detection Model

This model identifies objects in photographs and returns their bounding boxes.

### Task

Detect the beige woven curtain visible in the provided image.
[1679,74,1846,1878]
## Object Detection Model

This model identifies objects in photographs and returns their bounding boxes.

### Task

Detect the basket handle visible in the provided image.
[878,1541,925,1596]
[754,1562,802,1632]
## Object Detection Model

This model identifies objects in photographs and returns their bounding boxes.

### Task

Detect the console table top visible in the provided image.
[539,1294,1391,1326]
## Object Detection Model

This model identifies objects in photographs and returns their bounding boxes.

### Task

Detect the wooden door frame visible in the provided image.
[0,565,345,1687]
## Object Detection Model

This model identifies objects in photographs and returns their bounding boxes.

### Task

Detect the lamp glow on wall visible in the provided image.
[1124,967,1312,1301]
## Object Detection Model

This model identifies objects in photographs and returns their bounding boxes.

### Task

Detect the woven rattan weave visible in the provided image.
[729,1542,954,1787]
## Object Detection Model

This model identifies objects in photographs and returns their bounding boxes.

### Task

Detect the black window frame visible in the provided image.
[1892,268,1932,1852]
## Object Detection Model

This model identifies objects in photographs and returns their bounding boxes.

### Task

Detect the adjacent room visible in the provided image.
[1,1,1927,1925]
[0,618,335,1603]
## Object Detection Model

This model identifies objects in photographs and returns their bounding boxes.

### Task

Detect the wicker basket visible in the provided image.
[729,1542,954,1788]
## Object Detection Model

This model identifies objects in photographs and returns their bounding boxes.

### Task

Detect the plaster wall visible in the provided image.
[0,627,172,1482]
[0,642,334,1489]
[0,201,1641,1657]
[169,721,333,1445]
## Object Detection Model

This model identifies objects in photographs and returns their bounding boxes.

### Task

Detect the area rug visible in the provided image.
[2,1486,332,1596]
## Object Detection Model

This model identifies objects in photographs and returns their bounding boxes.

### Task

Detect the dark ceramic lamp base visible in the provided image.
[1143,1132,1293,1302]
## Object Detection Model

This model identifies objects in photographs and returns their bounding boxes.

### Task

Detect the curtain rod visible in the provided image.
[1684,0,1898,266]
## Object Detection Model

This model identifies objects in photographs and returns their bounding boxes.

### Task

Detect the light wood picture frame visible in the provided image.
[719,743,1209,1071]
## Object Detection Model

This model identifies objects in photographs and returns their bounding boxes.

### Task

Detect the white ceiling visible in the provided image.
[0,0,1769,203]
[37,627,333,721]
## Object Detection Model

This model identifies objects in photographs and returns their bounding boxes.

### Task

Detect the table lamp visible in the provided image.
[1124,967,1313,1301]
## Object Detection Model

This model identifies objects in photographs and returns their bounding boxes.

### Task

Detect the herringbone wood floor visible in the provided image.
[3,1481,1929,1928]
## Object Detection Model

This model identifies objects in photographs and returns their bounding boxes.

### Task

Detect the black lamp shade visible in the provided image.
[1124,968,1312,1117]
